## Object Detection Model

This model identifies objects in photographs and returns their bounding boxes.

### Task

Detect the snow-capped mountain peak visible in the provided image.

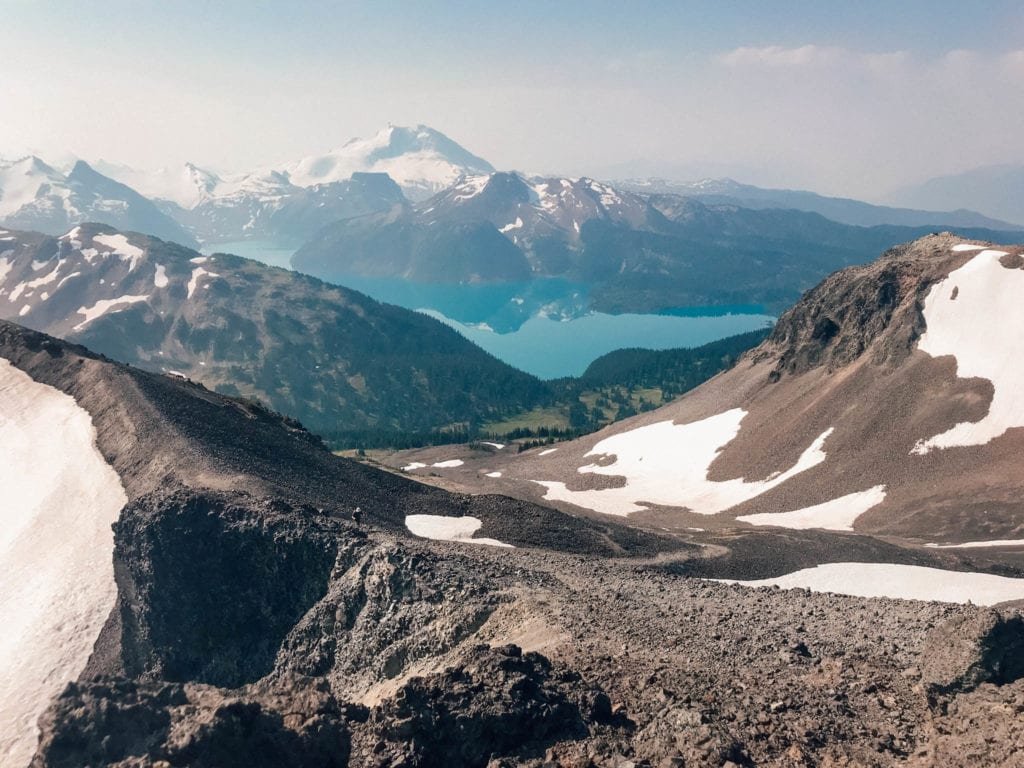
[285,124,494,200]
[93,160,222,210]
[0,156,67,218]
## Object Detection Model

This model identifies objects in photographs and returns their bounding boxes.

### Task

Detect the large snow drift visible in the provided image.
[914,246,1024,453]
[716,562,1024,606]
[535,409,831,516]
[0,357,126,767]
[737,486,887,531]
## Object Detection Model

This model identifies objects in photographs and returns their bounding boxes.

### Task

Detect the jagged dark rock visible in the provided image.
[921,610,1024,701]
[32,676,349,768]
[352,644,602,767]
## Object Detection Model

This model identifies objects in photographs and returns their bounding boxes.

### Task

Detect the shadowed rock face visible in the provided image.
[921,611,1024,700]
[32,677,351,768]
[113,492,346,687]
[355,644,600,767]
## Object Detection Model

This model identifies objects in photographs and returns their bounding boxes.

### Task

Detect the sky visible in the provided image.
[2,0,1023,200]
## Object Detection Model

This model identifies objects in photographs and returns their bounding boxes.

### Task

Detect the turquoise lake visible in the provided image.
[205,241,776,379]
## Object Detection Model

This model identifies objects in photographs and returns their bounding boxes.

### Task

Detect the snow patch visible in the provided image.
[432,459,464,468]
[737,486,886,531]
[486,471,503,478]
[913,248,1024,453]
[74,295,149,331]
[401,462,427,471]
[60,226,82,247]
[481,441,505,450]
[18,305,29,317]
[538,448,557,456]
[450,174,490,200]
[187,267,220,299]
[93,233,144,272]
[714,562,1024,606]
[926,539,1024,549]
[404,514,513,548]
[951,243,986,252]
[0,357,126,766]
[9,261,65,303]
[153,264,168,288]
[535,409,832,516]
[499,217,524,233]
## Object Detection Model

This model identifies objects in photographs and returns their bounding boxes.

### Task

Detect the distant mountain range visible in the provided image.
[294,170,1022,314]
[888,164,1024,228]
[617,177,1022,230]
[0,157,197,247]
[5,125,1017,257]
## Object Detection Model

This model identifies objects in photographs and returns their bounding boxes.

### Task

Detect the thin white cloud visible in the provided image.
[718,44,844,68]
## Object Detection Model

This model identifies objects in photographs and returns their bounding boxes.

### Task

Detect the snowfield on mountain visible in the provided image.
[0,358,125,768]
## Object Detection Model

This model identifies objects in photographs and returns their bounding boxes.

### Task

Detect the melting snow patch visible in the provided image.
[534,409,832,516]
[538,448,557,456]
[18,305,29,317]
[913,247,1024,453]
[952,243,986,252]
[189,256,209,264]
[486,471,502,478]
[714,562,1024,606]
[0,357,126,766]
[93,233,144,272]
[153,264,168,288]
[737,485,886,531]
[404,514,513,548]
[481,441,505,450]
[60,226,82,247]
[9,260,65,303]
[432,459,464,468]
[74,295,150,331]
[926,539,1024,549]
[187,267,220,299]
[499,217,524,233]
[451,175,490,200]
[401,462,427,471]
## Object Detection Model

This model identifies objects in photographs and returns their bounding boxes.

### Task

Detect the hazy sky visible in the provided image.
[2,0,1023,199]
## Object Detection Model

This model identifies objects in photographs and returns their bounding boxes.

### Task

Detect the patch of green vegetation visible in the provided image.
[482,407,570,434]
[327,328,771,450]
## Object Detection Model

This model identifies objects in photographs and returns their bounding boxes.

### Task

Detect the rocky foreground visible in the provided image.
[2,316,1023,767]
[31,525,1024,767]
